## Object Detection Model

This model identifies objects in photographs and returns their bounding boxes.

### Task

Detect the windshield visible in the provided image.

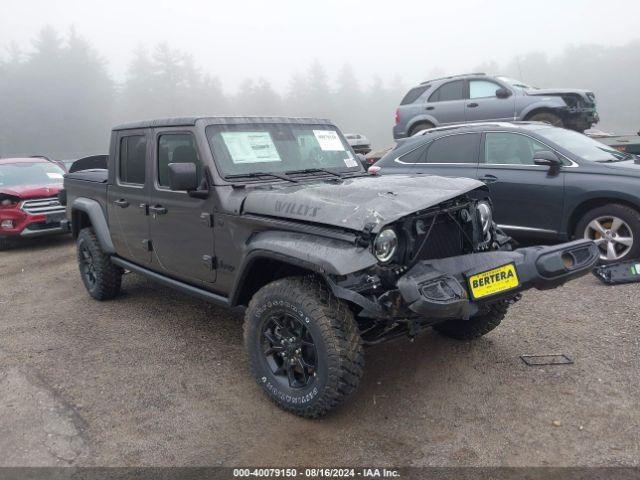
[206,123,361,178]
[0,161,65,188]
[496,76,536,90]
[537,127,633,162]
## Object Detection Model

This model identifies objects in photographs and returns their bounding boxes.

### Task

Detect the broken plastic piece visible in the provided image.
[520,354,573,366]
[592,260,640,285]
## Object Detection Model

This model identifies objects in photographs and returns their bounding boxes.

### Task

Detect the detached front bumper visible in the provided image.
[395,239,599,320]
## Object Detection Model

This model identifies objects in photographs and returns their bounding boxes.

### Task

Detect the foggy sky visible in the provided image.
[3,0,640,93]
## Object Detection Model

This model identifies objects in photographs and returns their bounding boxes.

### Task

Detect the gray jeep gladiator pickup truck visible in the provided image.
[62,116,599,417]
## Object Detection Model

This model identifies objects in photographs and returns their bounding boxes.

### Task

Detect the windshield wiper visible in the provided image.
[224,172,298,183]
[284,168,344,178]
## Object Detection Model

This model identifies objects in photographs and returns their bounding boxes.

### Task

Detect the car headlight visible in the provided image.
[478,201,492,235]
[373,228,398,263]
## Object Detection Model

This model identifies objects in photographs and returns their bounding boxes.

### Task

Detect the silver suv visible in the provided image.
[393,73,598,139]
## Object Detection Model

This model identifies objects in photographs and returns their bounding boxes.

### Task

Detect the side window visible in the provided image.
[428,80,464,103]
[400,85,431,105]
[469,80,501,99]
[157,133,200,187]
[424,133,480,164]
[119,135,146,185]
[397,144,427,164]
[483,132,550,165]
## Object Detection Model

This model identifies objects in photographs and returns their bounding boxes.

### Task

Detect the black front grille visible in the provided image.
[415,216,465,261]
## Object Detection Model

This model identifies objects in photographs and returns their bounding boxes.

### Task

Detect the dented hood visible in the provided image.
[0,184,62,201]
[242,174,484,232]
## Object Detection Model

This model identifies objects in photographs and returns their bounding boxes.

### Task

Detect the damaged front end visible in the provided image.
[328,195,599,344]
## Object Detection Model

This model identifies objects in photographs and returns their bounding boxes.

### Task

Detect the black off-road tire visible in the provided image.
[77,227,122,300]
[409,121,435,136]
[574,203,640,264]
[433,300,509,341]
[244,276,364,418]
[527,111,564,128]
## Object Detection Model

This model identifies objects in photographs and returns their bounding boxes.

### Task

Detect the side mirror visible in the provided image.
[534,151,563,173]
[168,162,199,192]
[495,87,511,99]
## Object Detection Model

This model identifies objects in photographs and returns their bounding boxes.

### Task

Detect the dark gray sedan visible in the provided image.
[373,122,640,262]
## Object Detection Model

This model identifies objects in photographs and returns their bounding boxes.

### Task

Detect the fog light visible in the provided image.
[1,219,14,229]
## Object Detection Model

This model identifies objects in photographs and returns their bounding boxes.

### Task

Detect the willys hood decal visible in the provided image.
[242,174,484,232]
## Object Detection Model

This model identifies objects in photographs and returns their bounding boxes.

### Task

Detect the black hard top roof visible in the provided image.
[112,116,334,131]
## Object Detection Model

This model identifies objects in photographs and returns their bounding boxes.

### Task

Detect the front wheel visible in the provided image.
[244,276,364,418]
[527,111,564,128]
[575,204,640,263]
[433,301,509,340]
[77,227,122,300]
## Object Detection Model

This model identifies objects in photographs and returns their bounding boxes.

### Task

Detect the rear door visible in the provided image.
[424,80,465,125]
[477,131,565,238]
[465,79,515,122]
[107,131,152,265]
[400,133,481,180]
[148,128,216,284]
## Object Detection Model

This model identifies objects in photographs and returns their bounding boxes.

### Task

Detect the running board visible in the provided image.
[111,257,230,307]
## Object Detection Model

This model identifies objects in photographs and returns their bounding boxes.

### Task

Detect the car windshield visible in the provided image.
[206,123,362,178]
[538,127,633,162]
[0,161,65,187]
[496,76,537,90]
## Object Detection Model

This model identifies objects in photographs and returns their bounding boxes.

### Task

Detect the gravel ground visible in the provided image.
[0,235,638,467]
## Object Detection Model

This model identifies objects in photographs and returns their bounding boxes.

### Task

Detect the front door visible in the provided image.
[464,79,515,122]
[148,129,216,284]
[107,132,151,265]
[477,131,565,238]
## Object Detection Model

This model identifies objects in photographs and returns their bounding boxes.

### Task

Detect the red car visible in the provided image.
[0,157,68,249]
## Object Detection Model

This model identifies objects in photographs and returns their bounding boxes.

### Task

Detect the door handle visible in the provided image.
[479,174,498,184]
[149,205,167,215]
[113,199,129,208]
[425,106,434,110]
[467,102,479,108]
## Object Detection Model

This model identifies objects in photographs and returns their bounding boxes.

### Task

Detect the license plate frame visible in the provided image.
[467,263,520,300]
[46,212,66,225]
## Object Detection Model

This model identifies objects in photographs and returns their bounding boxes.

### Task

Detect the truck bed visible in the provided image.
[63,169,109,220]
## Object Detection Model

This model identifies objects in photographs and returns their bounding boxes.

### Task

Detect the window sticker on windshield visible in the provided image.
[344,158,358,168]
[221,132,282,164]
[313,130,344,151]
[47,172,63,179]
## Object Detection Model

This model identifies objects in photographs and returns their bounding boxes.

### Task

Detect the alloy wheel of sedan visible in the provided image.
[584,215,634,261]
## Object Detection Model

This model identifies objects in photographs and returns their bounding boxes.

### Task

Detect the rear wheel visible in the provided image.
[527,111,564,128]
[433,301,509,341]
[77,227,122,300]
[575,204,640,263]
[244,276,364,418]
[408,121,435,136]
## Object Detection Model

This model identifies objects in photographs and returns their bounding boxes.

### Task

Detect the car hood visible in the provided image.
[526,88,592,97]
[241,174,484,232]
[600,159,640,174]
[0,184,62,200]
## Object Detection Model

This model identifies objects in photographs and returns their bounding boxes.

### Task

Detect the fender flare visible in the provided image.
[71,197,115,254]
[229,230,377,306]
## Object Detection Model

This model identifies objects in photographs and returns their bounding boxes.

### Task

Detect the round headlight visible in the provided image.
[478,201,492,234]
[374,228,398,263]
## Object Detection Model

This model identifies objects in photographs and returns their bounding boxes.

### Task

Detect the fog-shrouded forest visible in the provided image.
[1,26,639,159]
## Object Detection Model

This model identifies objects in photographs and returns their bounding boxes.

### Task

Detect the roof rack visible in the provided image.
[420,72,486,85]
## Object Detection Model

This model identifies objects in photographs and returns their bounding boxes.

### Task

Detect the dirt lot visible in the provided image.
[0,235,638,467]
